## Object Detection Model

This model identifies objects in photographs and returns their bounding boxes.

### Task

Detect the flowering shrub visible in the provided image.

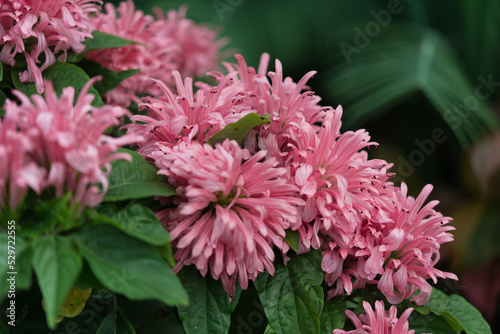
[0,1,493,333]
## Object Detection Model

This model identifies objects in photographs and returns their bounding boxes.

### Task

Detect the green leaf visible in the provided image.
[87,203,170,246]
[207,113,270,146]
[66,50,87,63]
[79,59,140,95]
[409,310,460,334]
[75,261,105,292]
[97,310,136,334]
[284,229,300,253]
[177,266,242,334]
[155,243,176,268]
[327,24,499,147]
[31,235,83,329]
[104,148,176,202]
[76,224,188,306]
[0,63,3,81]
[12,245,33,292]
[12,61,104,106]
[254,251,324,334]
[264,325,278,334]
[320,297,346,334]
[421,287,492,334]
[85,31,139,51]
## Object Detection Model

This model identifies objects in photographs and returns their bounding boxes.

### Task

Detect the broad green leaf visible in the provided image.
[422,287,492,334]
[284,229,300,253]
[254,251,324,334]
[76,224,188,306]
[32,235,83,329]
[327,24,499,147]
[97,310,136,334]
[85,31,139,51]
[408,310,460,334]
[12,62,104,106]
[87,203,170,246]
[177,266,242,334]
[207,113,270,146]
[104,148,176,202]
[320,297,346,334]
[79,59,140,95]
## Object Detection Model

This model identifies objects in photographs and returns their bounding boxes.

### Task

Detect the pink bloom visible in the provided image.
[152,139,303,296]
[2,78,139,210]
[0,0,102,93]
[85,1,226,107]
[201,55,393,258]
[125,70,251,158]
[127,53,325,159]
[152,6,227,79]
[322,182,457,305]
[221,54,326,163]
[0,114,46,210]
[286,107,392,252]
[373,183,457,305]
[333,300,417,334]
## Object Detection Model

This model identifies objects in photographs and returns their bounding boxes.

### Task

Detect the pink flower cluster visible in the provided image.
[127,53,457,301]
[85,0,227,107]
[0,0,102,94]
[0,79,138,212]
[333,300,417,334]
[321,181,458,305]
[152,140,302,295]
